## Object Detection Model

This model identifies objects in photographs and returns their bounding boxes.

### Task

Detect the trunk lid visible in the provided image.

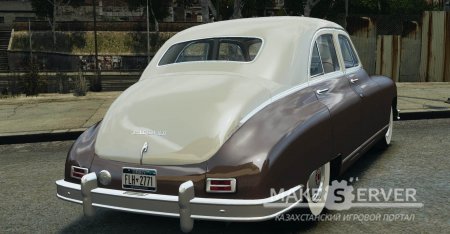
[95,73,276,165]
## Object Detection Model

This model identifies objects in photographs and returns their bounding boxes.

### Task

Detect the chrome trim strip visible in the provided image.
[342,124,389,164]
[93,203,180,217]
[191,199,302,221]
[56,179,81,189]
[239,83,308,125]
[57,179,302,206]
[89,198,303,222]
[56,193,82,204]
[56,179,304,221]
[239,69,345,126]
[193,185,302,205]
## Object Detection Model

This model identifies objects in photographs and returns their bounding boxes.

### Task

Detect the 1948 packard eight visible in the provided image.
[56,17,397,232]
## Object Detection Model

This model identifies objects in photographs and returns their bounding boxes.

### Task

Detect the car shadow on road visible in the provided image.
[59,209,318,234]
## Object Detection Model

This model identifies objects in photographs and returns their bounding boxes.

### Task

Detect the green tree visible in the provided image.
[217,0,233,19]
[241,0,273,17]
[349,0,430,15]
[289,0,431,19]
[126,0,169,21]
[30,0,83,47]
[284,0,304,16]
[304,0,321,16]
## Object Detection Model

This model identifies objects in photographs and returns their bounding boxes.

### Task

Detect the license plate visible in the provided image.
[122,167,157,192]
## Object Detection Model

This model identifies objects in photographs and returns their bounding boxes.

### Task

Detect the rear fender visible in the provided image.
[206,87,333,199]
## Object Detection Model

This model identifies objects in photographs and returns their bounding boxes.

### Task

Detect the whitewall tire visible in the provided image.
[377,107,393,149]
[305,162,330,216]
[385,108,393,145]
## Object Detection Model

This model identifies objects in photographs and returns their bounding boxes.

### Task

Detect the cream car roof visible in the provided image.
[141,16,343,86]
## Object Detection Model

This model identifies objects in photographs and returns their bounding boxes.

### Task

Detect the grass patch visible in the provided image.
[11,31,175,55]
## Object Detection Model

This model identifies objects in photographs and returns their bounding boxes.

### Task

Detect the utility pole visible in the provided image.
[28,19,32,64]
[216,0,220,20]
[344,0,348,28]
[53,0,56,46]
[92,0,101,91]
[146,0,150,63]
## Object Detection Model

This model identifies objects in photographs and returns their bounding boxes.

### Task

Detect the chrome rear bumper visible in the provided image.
[56,173,303,232]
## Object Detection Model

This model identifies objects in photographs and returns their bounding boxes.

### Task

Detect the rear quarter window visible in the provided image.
[338,35,359,68]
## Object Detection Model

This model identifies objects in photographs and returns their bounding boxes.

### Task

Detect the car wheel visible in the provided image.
[376,107,393,149]
[305,162,330,216]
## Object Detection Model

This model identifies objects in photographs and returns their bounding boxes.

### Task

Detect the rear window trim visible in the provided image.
[157,36,264,67]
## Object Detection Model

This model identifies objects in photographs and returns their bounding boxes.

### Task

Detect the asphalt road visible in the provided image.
[0,119,449,233]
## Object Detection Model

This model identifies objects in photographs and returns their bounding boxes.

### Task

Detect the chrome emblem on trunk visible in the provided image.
[140,142,148,164]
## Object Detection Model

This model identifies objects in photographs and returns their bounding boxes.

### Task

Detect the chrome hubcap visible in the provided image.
[385,109,393,144]
[308,166,325,203]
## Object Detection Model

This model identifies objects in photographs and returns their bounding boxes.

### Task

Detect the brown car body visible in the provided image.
[57,17,397,232]
[65,72,396,199]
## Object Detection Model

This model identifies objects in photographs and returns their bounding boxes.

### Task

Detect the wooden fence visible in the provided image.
[350,11,449,82]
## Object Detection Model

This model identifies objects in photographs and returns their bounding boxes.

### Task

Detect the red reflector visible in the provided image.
[210,186,232,191]
[72,172,85,177]
[73,167,84,172]
[206,178,236,193]
[71,166,88,179]
[210,180,231,185]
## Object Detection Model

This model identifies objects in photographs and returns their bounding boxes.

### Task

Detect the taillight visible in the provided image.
[206,178,236,193]
[71,166,88,180]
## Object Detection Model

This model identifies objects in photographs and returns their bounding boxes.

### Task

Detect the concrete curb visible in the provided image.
[398,110,450,121]
[0,130,85,145]
[1,111,449,145]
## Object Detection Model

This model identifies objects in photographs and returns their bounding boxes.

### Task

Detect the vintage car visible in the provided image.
[56,17,397,232]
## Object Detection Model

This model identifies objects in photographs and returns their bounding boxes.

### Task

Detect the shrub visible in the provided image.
[73,69,87,96]
[55,71,71,94]
[22,62,43,96]
[0,72,22,98]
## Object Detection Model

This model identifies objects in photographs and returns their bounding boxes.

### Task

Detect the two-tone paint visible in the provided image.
[56,17,397,232]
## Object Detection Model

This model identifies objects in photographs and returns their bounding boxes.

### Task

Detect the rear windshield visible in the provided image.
[158,37,262,66]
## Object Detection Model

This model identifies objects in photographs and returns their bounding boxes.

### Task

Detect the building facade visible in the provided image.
[0,0,36,28]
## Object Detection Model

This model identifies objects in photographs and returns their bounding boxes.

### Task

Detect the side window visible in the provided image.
[218,42,245,61]
[176,42,210,63]
[310,42,324,76]
[338,35,359,68]
[316,34,340,73]
[248,41,262,60]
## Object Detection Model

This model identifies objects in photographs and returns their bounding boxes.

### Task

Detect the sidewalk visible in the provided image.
[396,82,450,113]
[0,92,119,142]
[0,82,449,143]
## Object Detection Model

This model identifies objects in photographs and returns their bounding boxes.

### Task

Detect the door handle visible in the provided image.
[350,78,359,84]
[316,88,329,95]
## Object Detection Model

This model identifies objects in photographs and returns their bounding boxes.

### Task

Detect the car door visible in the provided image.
[337,34,386,141]
[308,31,363,161]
